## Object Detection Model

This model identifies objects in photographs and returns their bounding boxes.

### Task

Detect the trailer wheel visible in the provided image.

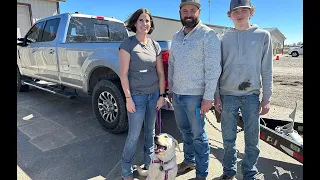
[17,67,29,92]
[92,80,128,133]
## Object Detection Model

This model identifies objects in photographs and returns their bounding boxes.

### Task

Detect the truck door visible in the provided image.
[18,21,45,76]
[35,18,61,82]
[299,46,303,55]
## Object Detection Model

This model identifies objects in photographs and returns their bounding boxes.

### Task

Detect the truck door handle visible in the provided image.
[49,49,55,54]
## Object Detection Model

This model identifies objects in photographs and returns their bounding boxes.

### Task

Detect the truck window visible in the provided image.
[25,21,45,43]
[108,21,128,41]
[66,17,128,43]
[94,24,110,41]
[41,18,61,42]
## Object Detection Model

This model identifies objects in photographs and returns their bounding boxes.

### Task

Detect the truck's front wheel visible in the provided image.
[92,80,128,133]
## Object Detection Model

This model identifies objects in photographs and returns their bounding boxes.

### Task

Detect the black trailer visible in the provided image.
[162,99,303,164]
[213,102,303,164]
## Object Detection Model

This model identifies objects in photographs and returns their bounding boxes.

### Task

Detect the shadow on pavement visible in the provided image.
[254,154,303,180]
[210,149,303,180]
[18,90,303,180]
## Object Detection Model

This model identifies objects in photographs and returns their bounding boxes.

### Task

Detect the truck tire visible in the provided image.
[17,67,29,92]
[92,80,128,133]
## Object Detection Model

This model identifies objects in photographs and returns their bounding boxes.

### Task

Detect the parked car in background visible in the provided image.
[288,45,303,57]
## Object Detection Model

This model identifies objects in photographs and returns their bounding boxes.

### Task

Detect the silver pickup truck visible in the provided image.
[17,12,171,133]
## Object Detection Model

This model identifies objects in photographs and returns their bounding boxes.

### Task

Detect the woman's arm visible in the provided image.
[119,48,135,112]
[119,48,131,97]
[156,54,166,110]
[156,54,165,95]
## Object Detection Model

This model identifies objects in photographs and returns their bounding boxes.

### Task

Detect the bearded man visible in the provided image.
[167,0,222,179]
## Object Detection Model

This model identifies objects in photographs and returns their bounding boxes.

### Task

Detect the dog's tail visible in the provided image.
[134,165,148,177]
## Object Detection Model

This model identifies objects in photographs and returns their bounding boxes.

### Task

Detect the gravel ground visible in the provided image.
[262,55,303,122]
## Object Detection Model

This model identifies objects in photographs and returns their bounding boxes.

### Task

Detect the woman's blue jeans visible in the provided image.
[220,94,260,180]
[121,91,159,178]
[172,93,210,178]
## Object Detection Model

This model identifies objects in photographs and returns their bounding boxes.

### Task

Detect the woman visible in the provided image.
[119,8,166,180]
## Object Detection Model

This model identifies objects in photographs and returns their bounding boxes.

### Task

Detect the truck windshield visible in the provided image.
[66,17,128,43]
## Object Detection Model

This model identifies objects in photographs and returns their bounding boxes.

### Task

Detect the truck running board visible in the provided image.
[22,80,77,99]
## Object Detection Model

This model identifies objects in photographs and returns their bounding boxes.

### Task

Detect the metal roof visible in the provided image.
[263,28,286,40]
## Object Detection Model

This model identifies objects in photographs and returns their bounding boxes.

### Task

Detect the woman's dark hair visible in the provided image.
[126,8,155,34]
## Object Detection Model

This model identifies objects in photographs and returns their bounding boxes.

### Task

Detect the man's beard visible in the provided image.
[180,15,199,28]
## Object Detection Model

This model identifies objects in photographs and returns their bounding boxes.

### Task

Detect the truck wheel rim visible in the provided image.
[98,91,118,123]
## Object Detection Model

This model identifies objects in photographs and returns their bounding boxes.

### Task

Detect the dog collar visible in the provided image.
[152,157,174,164]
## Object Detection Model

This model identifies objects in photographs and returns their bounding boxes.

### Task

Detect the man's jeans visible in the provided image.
[172,93,210,178]
[220,94,260,180]
[121,91,159,178]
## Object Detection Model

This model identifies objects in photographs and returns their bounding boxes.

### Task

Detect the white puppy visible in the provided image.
[135,133,181,180]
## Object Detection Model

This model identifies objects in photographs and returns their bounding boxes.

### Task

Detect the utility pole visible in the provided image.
[208,0,211,24]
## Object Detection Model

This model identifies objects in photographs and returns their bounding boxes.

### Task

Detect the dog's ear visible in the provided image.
[174,139,181,152]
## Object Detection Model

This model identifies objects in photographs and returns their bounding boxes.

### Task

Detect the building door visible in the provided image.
[17,4,32,39]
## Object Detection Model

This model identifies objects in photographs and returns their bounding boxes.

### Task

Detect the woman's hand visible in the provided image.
[126,98,136,113]
[156,97,165,110]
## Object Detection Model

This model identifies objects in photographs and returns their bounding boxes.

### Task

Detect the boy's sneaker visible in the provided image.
[219,174,236,180]
[177,162,195,173]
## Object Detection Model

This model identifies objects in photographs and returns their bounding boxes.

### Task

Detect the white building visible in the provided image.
[17,0,66,39]
[263,28,287,55]
[146,16,286,55]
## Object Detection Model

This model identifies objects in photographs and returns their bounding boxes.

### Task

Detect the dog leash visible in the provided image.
[152,157,175,180]
[156,109,162,134]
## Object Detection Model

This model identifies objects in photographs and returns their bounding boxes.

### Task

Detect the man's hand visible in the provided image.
[213,97,222,114]
[201,99,213,115]
[168,93,173,103]
[259,100,270,115]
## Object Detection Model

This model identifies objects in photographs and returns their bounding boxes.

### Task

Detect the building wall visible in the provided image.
[17,0,58,37]
[147,17,183,40]
[18,0,58,23]
[148,16,226,40]
[268,30,286,55]
[146,16,286,55]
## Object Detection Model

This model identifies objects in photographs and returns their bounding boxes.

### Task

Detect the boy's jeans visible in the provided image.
[121,91,159,178]
[172,93,210,178]
[220,94,260,180]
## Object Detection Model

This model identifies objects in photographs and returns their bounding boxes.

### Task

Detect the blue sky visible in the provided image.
[60,0,303,45]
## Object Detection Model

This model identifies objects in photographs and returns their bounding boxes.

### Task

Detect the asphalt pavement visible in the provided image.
[17,88,303,180]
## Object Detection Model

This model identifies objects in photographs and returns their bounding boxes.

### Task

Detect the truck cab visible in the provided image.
[288,45,303,57]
